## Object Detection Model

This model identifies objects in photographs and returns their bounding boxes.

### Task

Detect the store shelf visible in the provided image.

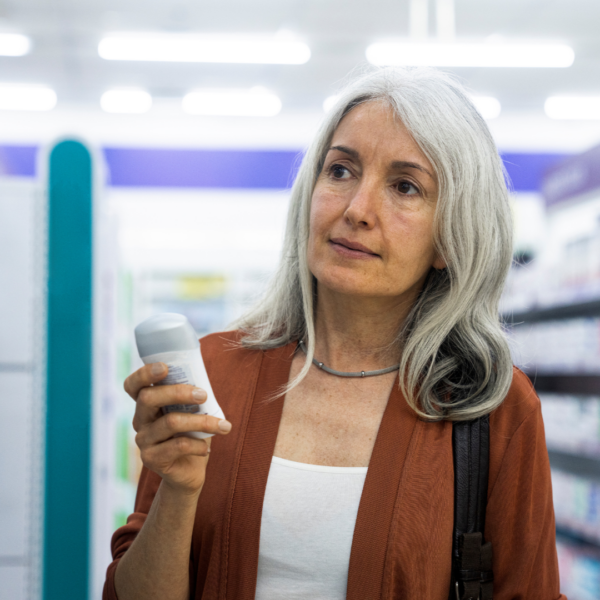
[523,372,600,395]
[557,527,600,550]
[0,362,33,373]
[549,449,600,481]
[503,298,600,324]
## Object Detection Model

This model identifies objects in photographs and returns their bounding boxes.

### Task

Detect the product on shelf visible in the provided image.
[541,395,600,457]
[501,214,600,315]
[557,537,600,600]
[552,469,600,546]
[507,318,600,374]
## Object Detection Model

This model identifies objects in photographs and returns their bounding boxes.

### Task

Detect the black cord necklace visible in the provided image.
[298,340,400,378]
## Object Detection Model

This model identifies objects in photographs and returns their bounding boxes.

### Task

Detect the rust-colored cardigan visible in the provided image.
[103,331,566,600]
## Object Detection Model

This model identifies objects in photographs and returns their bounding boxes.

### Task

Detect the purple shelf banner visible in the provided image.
[542,145,600,207]
[0,144,575,194]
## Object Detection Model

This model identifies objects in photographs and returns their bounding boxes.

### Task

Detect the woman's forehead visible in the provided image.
[329,101,433,170]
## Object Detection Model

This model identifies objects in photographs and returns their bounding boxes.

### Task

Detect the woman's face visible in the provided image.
[307,100,444,303]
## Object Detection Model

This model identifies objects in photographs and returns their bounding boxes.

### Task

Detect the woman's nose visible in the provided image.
[343,179,380,229]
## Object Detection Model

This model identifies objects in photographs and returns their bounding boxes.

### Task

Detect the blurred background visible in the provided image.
[1,0,600,598]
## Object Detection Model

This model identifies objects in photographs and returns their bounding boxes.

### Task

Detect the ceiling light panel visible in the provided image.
[182,89,282,117]
[99,33,310,65]
[0,34,31,56]
[545,96,600,120]
[366,42,574,68]
[100,89,153,114]
[0,84,56,111]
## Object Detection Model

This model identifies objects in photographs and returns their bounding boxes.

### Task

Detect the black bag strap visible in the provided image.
[450,415,494,600]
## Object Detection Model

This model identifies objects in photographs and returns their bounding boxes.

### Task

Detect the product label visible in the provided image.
[142,350,223,424]
[159,363,194,386]
[162,404,200,414]
[158,362,203,415]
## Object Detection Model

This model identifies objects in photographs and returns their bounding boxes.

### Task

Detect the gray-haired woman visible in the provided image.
[104,68,565,600]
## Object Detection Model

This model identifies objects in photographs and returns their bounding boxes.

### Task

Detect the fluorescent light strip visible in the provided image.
[100,89,152,114]
[366,42,574,68]
[471,96,501,119]
[0,34,31,56]
[0,84,56,111]
[99,33,310,64]
[182,89,282,117]
[545,96,600,120]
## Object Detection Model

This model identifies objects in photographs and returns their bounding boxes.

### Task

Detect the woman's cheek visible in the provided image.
[310,193,340,232]
[386,214,436,270]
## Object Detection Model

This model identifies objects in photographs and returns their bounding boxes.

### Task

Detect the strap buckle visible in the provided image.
[455,581,479,600]
[458,569,494,583]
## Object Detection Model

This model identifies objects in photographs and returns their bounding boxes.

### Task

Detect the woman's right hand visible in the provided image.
[124,362,232,496]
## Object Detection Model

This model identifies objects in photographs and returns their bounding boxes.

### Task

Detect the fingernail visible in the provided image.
[151,363,165,376]
[192,388,206,402]
[218,420,232,432]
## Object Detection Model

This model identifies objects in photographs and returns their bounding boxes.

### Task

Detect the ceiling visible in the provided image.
[0,0,599,115]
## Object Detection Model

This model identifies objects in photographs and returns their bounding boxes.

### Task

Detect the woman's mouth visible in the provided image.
[329,237,380,259]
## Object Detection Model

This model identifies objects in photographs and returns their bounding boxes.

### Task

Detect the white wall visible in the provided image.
[111,188,291,273]
[0,104,599,154]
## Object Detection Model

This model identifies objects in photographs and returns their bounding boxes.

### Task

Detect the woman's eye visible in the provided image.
[397,181,419,195]
[329,164,351,179]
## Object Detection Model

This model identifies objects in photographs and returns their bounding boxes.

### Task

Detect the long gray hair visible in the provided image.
[231,67,513,421]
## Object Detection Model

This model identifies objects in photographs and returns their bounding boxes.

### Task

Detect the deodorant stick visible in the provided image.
[134,313,225,439]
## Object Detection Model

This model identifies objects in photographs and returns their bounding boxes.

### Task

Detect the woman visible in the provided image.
[104,68,564,600]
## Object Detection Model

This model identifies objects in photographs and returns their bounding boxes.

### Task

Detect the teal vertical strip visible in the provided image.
[44,141,93,600]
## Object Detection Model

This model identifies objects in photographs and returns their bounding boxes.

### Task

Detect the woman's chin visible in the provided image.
[316,273,385,298]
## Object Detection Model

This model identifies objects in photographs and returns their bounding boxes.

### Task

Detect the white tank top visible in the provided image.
[255,456,368,600]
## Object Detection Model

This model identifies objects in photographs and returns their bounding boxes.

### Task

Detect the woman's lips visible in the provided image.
[329,237,380,259]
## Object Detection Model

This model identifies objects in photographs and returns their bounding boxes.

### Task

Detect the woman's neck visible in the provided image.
[312,287,416,373]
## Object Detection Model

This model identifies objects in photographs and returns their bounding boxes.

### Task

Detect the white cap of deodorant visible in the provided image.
[135,313,199,355]
[134,313,225,439]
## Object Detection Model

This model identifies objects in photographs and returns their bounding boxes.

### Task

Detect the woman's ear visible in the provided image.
[432,255,447,270]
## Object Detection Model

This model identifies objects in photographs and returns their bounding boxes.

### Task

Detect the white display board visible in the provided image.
[0,177,44,600]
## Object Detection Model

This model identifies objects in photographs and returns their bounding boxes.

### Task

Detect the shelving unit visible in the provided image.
[506,303,600,596]
[504,297,600,393]
[522,374,600,396]
[503,284,600,600]
[557,527,600,551]
[502,145,600,598]
[505,298,600,324]
[547,450,600,480]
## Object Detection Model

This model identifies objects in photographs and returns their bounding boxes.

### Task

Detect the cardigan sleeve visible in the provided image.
[102,466,163,600]
[485,397,566,600]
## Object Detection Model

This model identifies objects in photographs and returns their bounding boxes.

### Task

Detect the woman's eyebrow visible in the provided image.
[328,145,359,159]
[390,160,435,180]
[328,145,434,180]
